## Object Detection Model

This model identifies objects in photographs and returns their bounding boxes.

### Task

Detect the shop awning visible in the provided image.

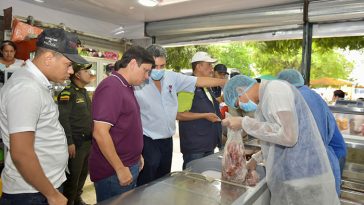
[310,77,353,87]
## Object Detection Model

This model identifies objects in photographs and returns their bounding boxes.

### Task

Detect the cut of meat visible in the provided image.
[222,140,248,184]
[245,169,260,186]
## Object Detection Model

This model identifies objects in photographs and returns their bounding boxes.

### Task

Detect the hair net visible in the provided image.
[223,75,256,108]
[276,69,304,87]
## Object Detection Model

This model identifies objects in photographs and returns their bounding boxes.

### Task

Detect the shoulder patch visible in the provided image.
[59,95,70,101]
[60,91,71,96]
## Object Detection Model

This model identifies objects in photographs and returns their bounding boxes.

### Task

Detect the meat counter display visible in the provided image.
[97,147,268,205]
[329,105,364,205]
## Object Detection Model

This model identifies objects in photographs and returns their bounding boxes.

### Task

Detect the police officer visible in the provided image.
[58,63,93,205]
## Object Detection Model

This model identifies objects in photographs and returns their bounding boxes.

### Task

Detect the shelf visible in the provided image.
[343,134,364,150]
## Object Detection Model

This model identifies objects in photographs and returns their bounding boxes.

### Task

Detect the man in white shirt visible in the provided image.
[0,28,89,205]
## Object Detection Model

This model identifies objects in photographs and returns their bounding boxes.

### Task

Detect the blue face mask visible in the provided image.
[150,69,165,80]
[238,94,257,112]
[239,100,257,112]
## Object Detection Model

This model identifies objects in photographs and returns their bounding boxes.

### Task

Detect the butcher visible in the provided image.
[221,75,339,205]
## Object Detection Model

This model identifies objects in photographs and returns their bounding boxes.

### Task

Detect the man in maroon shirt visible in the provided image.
[89,46,154,202]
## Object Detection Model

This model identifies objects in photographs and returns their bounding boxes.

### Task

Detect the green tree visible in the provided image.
[165,36,356,80]
[250,41,302,76]
[166,43,253,73]
[310,48,353,79]
[207,42,253,75]
[165,46,195,71]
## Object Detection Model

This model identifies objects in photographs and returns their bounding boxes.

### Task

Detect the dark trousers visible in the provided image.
[63,140,91,205]
[0,187,63,205]
[137,135,172,186]
[183,151,214,169]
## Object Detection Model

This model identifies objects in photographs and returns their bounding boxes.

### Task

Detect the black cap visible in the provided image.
[72,63,92,73]
[214,64,229,74]
[36,28,89,64]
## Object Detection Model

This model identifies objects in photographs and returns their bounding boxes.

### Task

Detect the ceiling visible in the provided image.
[2,0,299,40]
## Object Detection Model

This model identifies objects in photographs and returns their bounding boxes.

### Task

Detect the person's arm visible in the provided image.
[222,89,298,147]
[139,155,144,172]
[177,112,221,122]
[93,121,133,186]
[242,83,298,147]
[243,111,298,147]
[196,77,226,87]
[176,90,221,122]
[10,131,67,205]
[58,89,75,158]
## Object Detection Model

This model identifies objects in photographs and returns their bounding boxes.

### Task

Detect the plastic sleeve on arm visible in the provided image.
[242,111,298,147]
[251,150,263,163]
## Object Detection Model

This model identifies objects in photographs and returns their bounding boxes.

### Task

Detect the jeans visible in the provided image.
[137,136,172,186]
[183,151,214,169]
[0,187,63,205]
[94,163,139,203]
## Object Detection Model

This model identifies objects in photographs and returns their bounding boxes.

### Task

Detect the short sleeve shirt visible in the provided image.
[177,92,195,112]
[134,71,197,139]
[89,71,143,182]
[0,60,68,193]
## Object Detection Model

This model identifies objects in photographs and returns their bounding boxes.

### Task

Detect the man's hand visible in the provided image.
[139,155,144,172]
[46,189,67,205]
[116,166,133,186]
[68,144,76,158]
[205,113,221,123]
[222,117,243,130]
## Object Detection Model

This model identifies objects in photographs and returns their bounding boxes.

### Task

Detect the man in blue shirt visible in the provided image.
[135,45,227,186]
[277,69,347,195]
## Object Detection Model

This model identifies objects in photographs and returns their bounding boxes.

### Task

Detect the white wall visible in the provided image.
[0,0,144,39]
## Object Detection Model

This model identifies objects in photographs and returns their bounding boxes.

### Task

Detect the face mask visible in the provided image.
[238,93,257,112]
[151,69,165,80]
[239,100,257,112]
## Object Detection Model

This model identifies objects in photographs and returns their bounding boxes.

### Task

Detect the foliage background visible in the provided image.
[165,36,360,80]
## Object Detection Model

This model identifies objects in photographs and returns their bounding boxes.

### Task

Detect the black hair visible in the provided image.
[230,71,240,78]
[334,90,345,98]
[114,46,154,71]
[1,40,17,51]
[105,63,114,73]
[214,64,227,71]
[0,40,17,57]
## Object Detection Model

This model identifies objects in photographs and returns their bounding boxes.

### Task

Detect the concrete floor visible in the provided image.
[81,124,183,204]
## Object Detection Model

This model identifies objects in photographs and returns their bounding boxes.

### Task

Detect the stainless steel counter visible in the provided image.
[98,171,248,205]
[97,151,269,205]
[186,151,269,205]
